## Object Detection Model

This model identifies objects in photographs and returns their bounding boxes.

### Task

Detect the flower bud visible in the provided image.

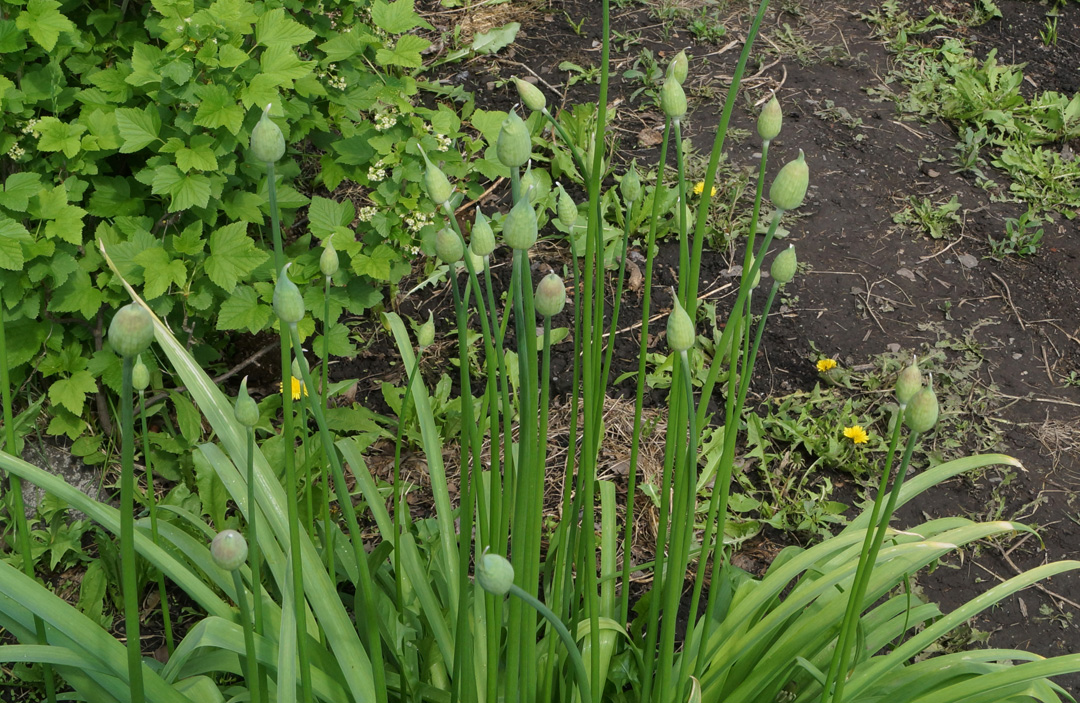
[535,273,566,317]
[770,149,809,212]
[417,311,435,348]
[666,294,694,352]
[273,263,305,324]
[250,104,285,163]
[757,95,782,142]
[770,245,797,285]
[109,303,154,359]
[904,385,939,433]
[465,249,484,273]
[621,163,642,204]
[520,164,541,204]
[234,376,259,428]
[496,111,531,169]
[660,77,687,121]
[291,356,304,380]
[435,227,464,263]
[320,237,339,278]
[556,184,577,229]
[132,355,150,391]
[667,49,688,84]
[895,357,922,406]
[476,552,514,596]
[210,530,248,571]
[421,151,453,206]
[513,77,546,113]
[470,210,495,257]
[503,197,537,250]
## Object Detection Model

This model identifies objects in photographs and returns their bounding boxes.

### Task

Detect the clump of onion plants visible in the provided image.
[0,0,1078,701]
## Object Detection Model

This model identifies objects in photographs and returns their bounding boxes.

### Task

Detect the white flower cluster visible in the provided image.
[357,206,379,222]
[22,119,40,136]
[319,63,347,91]
[404,212,434,233]
[6,143,24,160]
[374,112,397,131]
[367,157,388,182]
[434,133,452,152]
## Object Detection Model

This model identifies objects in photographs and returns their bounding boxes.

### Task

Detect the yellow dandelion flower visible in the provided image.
[816,358,838,373]
[844,425,869,444]
[692,181,717,197]
[278,376,307,400]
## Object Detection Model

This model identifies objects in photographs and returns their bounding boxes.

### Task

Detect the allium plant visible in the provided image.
[0,1,1078,702]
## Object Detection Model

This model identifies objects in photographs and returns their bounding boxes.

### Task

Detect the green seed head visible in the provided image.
[476,551,515,596]
[895,357,922,406]
[513,77,546,113]
[503,197,538,251]
[421,151,454,206]
[535,273,567,318]
[667,49,689,84]
[770,245,797,285]
[417,311,435,349]
[770,149,809,212]
[435,227,464,263]
[109,303,154,359]
[496,111,531,169]
[210,530,249,572]
[273,263,305,324]
[621,163,642,204]
[132,355,150,391]
[660,76,688,121]
[904,384,939,433]
[470,209,496,258]
[320,236,339,278]
[556,183,577,229]
[250,104,286,163]
[666,294,695,352]
[234,376,259,428]
[757,95,782,142]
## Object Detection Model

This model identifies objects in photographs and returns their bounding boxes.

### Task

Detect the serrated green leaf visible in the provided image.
[127,42,163,86]
[205,222,269,292]
[0,19,28,53]
[15,0,75,51]
[135,247,187,299]
[318,32,371,62]
[115,106,161,153]
[49,268,102,319]
[172,221,205,256]
[375,34,429,69]
[0,173,42,212]
[371,0,432,33]
[0,75,15,110]
[255,8,315,47]
[222,191,265,223]
[259,44,315,83]
[217,43,250,69]
[0,216,30,270]
[216,285,271,333]
[172,392,203,445]
[194,83,244,135]
[351,243,399,280]
[47,407,85,439]
[43,203,86,246]
[36,117,86,158]
[308,196,355,239]
[240,73,280,111]
[471,22,519,55]
[151,166,212,212]
[175,137,219,172]
[48,370,96,415]
[161,58,193,86]
[313,323,358,358]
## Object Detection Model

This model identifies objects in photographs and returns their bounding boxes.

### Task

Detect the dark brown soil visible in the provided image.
[330,0,1080,693]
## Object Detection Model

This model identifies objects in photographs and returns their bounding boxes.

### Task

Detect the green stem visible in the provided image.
[0,292,56,703]
[120,357,146,703]
[231,570,262,703]
[139,390,173,654]
[508,584,593,703]
[322,276,334,587]
[246,426,269,703]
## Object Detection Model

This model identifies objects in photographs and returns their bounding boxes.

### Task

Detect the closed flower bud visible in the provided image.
[109,303,154,359]
[660,77,687,121]
[497,111,531,169]
[421,151,453,206]
[535,273,566,317]
[503,197,537,250]
[895,357,922,406]
[513,77,546,113]
[750,267,761,290]
[234,376,259,428]
[770,245,797,284]
[273,263,305,324]
[291,356,304,381]
[556,184,577,228]
[621,163,642,204]
[667,49,688,84]
[904,385,939,433]
[417,312,435,349]
[520,164,541,204]
[476,552,514,596]
[210,530,248,571]
[770,149,809,212]
[465,249,484,273]
[435,227,464,263]
[250,104,285,163]
[132,355,150,391]
[757,95,782,142]
[470,210,496,257]
[666,294,695,352]
[320,237,339,278]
